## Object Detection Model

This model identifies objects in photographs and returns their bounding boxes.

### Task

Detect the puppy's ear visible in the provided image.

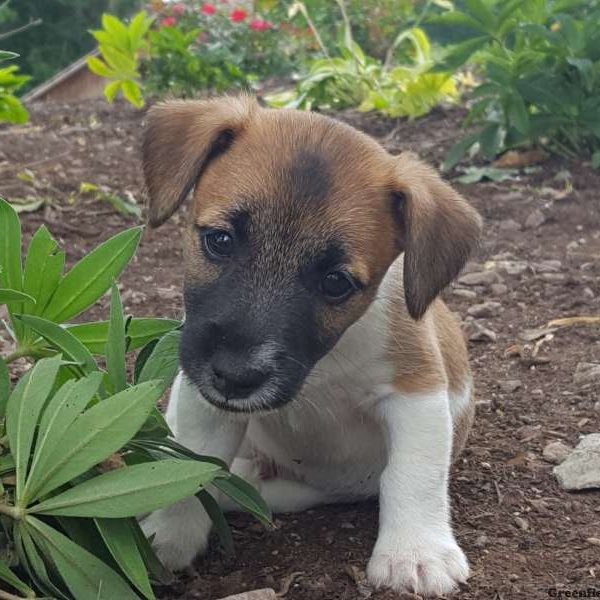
[143,96,257,227]
[393,152,482,320]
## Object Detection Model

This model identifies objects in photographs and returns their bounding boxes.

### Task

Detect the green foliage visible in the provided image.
[88,12,154,108]
[433,0,600,168]
[0,196,273,598]
[0,51,30,124]
[267,3,457,118]
[1,0,139,92]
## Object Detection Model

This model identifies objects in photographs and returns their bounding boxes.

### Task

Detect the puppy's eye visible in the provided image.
[321,271,356,303]
[203,230,235,259]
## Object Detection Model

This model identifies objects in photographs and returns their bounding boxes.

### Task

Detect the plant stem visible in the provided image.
[0,503,23,520]
[296,2,330,59]
[0,589,28,600]
[4,346,32,365]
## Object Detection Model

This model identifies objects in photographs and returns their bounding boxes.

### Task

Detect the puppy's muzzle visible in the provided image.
[210,352,271,399]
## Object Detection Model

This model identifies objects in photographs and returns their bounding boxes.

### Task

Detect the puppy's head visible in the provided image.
[143,96,481,412]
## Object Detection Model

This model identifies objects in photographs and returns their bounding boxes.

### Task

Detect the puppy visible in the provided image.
[141,96,482,597]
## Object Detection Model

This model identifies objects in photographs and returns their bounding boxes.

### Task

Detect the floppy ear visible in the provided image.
[142,96,257,227]
[393,152,482,320]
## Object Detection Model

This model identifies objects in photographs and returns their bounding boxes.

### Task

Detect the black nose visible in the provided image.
[211,360,270,399]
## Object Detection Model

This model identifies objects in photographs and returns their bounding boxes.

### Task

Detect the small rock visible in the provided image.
[514,516,529,531]
[498,380,522,393]
[541,273,566,283]
[340,522,355,529]
[587,537,600,546]
[493,260,529,276]
[508,573,520,581]
[574,363,600,385]
[583,287,595,299]
[218,590,277,600]
[467,301,502,318]
[464,321,497,342]
[554,433,600,490]
[543,441,572,464]
[474,533,488,548]
[490,283,508,296]
[524,208,546,229]
[533,260,562,273]
[459,271,502,286]
[499,219,522,231]
[453,288,477,299]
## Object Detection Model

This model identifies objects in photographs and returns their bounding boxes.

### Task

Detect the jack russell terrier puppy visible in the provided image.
[141,95,482,597]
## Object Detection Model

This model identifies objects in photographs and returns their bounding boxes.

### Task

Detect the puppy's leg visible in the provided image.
[141,373,248,570]
[367,390,469,597]
[221,458,330,513]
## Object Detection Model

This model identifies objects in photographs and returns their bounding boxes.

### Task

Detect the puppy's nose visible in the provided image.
[211,360,270,399]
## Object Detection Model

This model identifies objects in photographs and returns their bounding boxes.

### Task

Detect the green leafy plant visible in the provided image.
[0,196,272,598]
[432,0,600,169]
[0,50,30,124]
[87,11,154,108]
[267,0,457,118]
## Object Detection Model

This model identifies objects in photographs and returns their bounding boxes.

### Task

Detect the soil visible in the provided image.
[1,99,599,600]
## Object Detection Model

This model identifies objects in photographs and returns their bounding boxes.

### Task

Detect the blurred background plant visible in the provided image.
[0,51,30,124]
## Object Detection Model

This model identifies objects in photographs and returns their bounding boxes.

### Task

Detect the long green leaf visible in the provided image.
[31,459,223,517]
[96,518,155,599]
[17,524,70,600]
[0,288,34,304]
[0,556,34,597]
[197,489,234,556]
[26,516,139,600]
[17,314,98,374]
[24,373,103,503]
[106,283,127,393]
[66,317,180,354]
[42,227,142,323]
[30,380,163,500]
[5,354,63,501]
[138,329,181,391]
[0,356,9,417]
[22,226,58,303]
[128,518,172,584]
[214,474,273,527]
[0,196,24,339]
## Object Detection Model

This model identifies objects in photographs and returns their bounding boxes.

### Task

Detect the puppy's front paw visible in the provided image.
[367,534,469,597]
[141,497,212,571]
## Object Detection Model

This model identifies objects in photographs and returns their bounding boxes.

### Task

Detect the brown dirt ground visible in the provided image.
[1,99,599,600]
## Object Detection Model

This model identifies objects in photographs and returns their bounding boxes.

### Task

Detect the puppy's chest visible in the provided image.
[248,326,393,496]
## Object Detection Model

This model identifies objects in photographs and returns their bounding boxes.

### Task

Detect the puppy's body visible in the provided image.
[141,96,481,596]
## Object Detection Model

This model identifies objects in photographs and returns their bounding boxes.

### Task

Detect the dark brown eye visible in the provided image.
[321,271,356,303]
[203,230,234,259]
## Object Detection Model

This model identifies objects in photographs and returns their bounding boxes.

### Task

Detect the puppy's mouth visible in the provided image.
[184,365,305,414]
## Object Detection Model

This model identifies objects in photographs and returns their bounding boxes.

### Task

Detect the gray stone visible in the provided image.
[498,380,522,393]
[543,441,572,464]
[554,434,600,490]
[494,260,529,276]
[452,288,477,299]
[218,590,277,600]
[499,219,522,231]
[490,283,509,296]
[467,301,502,318]
[459,271,502,286]
[464,321,497,342]
[583,287,595,300]
[574,363,600,385]
[524,208,546,229]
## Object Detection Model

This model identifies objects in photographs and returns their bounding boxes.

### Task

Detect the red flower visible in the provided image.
[249,18,272,31]
[201,2,216,14]
[229,7,247,22]
[172,3,186,15]
[160,16,177,27]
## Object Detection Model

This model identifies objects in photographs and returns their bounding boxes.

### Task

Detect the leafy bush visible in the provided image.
[433,0,600,168]
[267,1,457,118]
[87,12,154,108]
[0,51,30,124]
[0,197,271,598]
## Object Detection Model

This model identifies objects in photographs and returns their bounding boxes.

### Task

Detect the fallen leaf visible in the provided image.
[492,149,548,169]
[547,316,600,327]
